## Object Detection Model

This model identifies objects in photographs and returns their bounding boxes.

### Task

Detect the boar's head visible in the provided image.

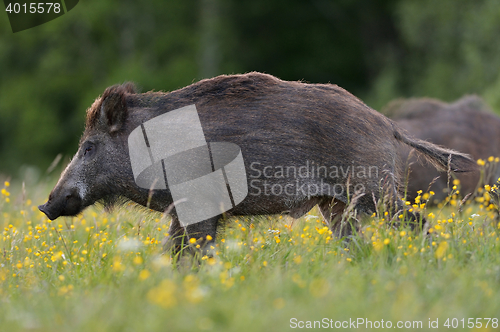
[39,83,138,220]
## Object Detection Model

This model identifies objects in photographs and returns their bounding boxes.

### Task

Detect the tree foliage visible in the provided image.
[0,0,499,176]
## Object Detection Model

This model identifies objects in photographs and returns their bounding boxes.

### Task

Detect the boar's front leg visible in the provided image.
[162,215,186,255]
[162,214,218,256]
[185,216,218,256]
[318,198,354,238]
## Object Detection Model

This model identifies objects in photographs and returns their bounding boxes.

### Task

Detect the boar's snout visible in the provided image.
[38,188,82,220]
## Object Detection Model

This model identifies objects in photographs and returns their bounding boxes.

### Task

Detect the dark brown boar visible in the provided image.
[38,73,477,254]
[385,96,500,202]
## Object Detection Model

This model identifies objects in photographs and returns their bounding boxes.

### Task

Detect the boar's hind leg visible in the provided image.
[162,215,218,256]
[392,199,427,232]
[405,210,427,233]
[318,198,354,238]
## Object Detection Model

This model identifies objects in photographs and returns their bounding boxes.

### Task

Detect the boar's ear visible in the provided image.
[100,93,126,134]
[99,83,135,134]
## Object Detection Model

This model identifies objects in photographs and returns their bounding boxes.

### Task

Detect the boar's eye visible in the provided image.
[83,142,95,157]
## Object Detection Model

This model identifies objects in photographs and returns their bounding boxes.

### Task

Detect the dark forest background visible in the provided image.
[1,0,499,178]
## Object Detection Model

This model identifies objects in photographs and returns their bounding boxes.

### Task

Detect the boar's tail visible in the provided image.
[392,123,478,173]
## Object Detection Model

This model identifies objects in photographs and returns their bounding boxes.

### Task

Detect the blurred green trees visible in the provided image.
[1,0,499,176]
[367,0,500,110]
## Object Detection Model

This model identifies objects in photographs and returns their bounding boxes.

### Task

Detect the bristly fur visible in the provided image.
[40,72,482,255]
[101,194,123,213]
[389,94,497,202]
[83,82,137,137]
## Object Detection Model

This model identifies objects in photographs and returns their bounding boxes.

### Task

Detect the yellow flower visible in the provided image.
[206,235,212,241]
[147,279,176,308]
[383,238,390,245]
[4,181,9,187]
[189,238,197,244]
[51,251,63,262]
[138,269,150,281]
[485,185,491,192]
[112,257,124,272]
[435,241,449,259]
[477,159,485,166]
[373,240,384,252]
[488,156,494,162]
[316,226,329,235]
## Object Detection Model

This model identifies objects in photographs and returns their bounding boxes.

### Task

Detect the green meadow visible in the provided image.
[1,160,500,332]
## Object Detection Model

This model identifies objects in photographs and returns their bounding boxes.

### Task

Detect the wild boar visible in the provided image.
[39,73,476,254]
[385,96,500,202]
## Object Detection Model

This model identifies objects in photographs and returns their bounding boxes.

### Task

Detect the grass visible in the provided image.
[1,171,500,332]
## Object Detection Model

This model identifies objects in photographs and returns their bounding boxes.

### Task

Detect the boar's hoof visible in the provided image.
[162,234,216,258]
[161,234,187,256]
